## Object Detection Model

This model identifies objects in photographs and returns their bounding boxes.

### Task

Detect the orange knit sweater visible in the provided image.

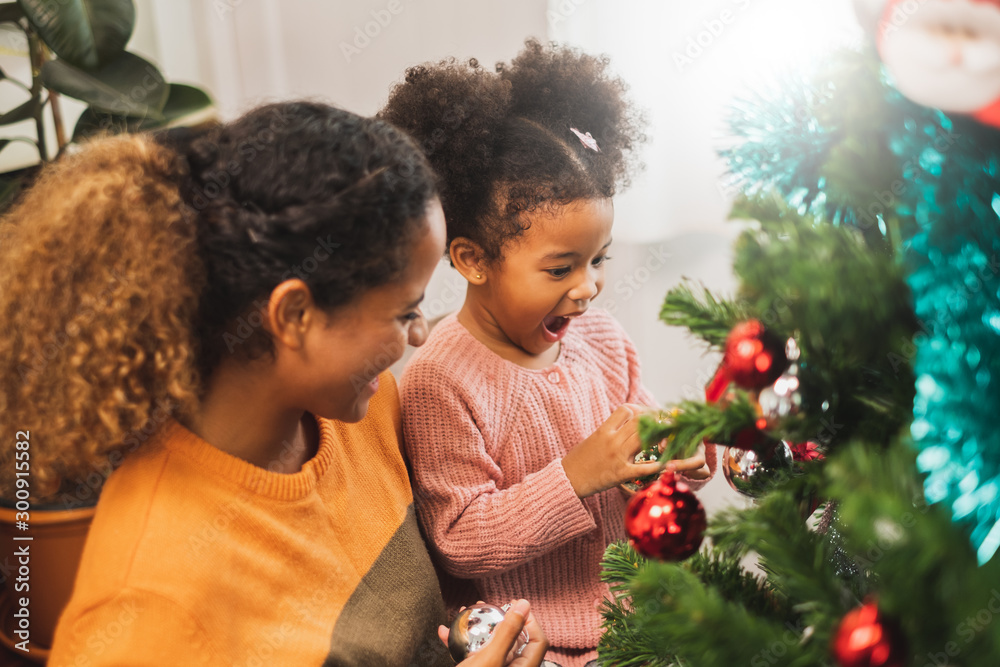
[49,372,452,666]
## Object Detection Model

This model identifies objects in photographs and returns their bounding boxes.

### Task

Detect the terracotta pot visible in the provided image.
[0,504,96,662]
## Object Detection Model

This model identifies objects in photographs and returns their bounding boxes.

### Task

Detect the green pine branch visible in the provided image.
[638,393,759,460]
[659,282,753,349]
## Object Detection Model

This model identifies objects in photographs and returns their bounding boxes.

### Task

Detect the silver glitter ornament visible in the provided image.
[756,364,803,430]
[448,603,528,662]
[723,441,794,498]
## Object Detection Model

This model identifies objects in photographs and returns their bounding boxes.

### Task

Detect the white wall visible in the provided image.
[2,0,866,516]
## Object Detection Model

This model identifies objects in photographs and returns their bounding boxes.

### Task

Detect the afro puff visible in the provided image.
[380,38,646,262]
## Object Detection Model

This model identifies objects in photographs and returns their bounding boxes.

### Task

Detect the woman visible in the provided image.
[0,102,546,666]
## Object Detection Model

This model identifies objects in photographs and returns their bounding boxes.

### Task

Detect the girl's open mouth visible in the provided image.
[542,315,571,342]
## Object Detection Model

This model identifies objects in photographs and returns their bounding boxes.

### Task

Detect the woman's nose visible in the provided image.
[408,312,429,347]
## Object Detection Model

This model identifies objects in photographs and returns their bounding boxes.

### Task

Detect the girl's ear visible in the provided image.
[265,279,316,351]
[450,238,488,285]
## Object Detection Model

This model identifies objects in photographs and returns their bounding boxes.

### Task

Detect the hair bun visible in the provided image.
[381,57,512,225]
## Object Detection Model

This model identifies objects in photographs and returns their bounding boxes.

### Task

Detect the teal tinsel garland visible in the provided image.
[888,111,1000,563]
[724,47,1000,562]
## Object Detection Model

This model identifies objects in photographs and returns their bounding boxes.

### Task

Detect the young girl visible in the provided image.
[382,41,716,667]
[1,105,546,666]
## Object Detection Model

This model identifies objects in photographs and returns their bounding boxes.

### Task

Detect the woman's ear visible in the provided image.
[450,238,488,285]
[265,279,316,351]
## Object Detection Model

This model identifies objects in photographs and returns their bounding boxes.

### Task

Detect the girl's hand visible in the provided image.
[665,441,710,480]
[561,404,663,498]
[438,599,549,666]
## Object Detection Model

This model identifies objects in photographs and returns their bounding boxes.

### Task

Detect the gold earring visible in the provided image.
[475,274,483,280]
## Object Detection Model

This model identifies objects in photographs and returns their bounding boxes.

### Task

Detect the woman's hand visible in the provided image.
[438,599,549,666]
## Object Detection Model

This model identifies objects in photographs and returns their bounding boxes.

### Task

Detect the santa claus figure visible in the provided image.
[855,0,1000,128]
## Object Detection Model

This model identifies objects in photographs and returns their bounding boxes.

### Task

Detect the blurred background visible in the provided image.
[0,0,864,515]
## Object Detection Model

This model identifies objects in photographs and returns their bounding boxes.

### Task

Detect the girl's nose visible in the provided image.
[568,269,600,303]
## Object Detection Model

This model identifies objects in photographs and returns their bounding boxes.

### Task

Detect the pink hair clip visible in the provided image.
[570,127,600,152]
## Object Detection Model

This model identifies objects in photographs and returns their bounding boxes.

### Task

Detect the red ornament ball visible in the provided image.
[706,320,789,403]
[625,471,706,561]
[831,601,907,667]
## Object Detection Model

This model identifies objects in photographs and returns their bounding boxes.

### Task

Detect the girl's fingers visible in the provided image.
[606,404,635,430]
[630,460,665,478]
[665,455,711,480]
[668,454,706,472]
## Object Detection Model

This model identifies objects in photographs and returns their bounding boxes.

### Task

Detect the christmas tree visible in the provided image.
[596,15,1000,667]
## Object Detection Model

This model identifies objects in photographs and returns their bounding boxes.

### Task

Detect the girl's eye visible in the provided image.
[547,267,571,278]
[402,311,422,322]
[592,254,611,267]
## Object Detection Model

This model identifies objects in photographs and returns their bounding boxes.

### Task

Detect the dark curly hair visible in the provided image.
[379,38,645,262]
[183,101,439,374]
[0,103,438,500]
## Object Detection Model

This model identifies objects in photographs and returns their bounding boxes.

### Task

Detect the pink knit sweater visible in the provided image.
[400,309,715,667]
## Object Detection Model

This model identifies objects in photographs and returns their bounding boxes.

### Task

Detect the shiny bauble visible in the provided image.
[625,471,706,561]
[448,603,528,663]
[621,448,661,494]
[722,441,794,498]
[831,600,907,667]
[706,320,789,403]
[756,366,803,430]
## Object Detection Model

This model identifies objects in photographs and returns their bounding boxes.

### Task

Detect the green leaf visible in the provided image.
[0,3,24,22]
[40,51,167,120]
[0,97,38,125]
[72,83,214,140]
[159,83,213,120]
[17,0,134,71]
[0,170,26,213]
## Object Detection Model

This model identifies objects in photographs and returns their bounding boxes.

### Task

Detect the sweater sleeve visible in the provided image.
[49,589,218,666]
[401,367,597,577]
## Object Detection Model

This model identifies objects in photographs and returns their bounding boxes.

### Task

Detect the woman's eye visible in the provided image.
[592,254,611,266]
[547,267,571,278]
[402,311,421,322]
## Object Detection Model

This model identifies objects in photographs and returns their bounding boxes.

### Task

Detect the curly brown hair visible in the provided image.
[379,38,646,262]
[0,135,203,501]
[0,103,440,503]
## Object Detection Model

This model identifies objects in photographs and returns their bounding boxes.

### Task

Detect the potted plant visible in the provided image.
[0,1,215,660]
[0,0,215,210]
